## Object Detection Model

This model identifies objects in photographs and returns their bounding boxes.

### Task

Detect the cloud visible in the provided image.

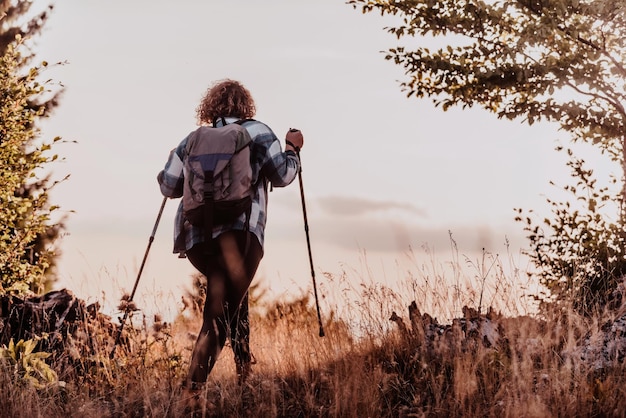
[274,214,525,256]
[271,194,524,255]
[320,220,519,253]
[317,196,428,218]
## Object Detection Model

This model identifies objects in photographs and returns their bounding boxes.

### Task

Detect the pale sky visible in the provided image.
[29,0,612,319]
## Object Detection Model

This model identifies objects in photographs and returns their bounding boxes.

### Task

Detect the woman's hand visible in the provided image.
[285,128,304,152]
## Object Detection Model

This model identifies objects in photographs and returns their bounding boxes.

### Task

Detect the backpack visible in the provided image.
[182,119,253,239]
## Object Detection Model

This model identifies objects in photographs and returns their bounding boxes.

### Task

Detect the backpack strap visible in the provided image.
[203,170,215,254]
[212,117,256,127]
[212,117,228,127]
[234,118,255,125]
[237,119,255,241]
[243,203,252,255]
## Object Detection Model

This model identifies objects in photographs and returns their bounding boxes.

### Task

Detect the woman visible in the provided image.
[158,79,304,388]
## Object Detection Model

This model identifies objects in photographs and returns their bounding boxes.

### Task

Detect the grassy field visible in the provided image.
[1,250,625,417]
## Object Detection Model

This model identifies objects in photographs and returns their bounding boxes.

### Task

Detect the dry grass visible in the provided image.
[2,248,625,417]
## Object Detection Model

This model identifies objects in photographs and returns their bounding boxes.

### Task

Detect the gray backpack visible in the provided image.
[182,119,253,237]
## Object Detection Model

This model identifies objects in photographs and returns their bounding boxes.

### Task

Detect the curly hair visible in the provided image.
[196,79,256,125]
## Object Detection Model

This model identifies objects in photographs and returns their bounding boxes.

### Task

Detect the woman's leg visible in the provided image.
[186,255,228,384]
[185,231,263,385]
[221,231,263,382]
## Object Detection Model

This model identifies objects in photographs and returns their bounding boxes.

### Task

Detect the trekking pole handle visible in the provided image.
[287,128,302,152]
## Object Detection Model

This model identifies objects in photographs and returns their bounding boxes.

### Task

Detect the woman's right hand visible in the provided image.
[285,129,304,152]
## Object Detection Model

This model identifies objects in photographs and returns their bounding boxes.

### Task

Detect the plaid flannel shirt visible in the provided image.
[157,117,300,255]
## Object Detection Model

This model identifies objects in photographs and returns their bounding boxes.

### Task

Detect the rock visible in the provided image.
[391,296,626,373]
[0,288,124,361]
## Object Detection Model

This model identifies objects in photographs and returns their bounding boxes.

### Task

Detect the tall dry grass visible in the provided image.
[2,246,625,417]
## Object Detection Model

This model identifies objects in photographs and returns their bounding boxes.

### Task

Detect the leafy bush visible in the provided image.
[0,337,59,389]
[0,35,64,296]
[516,147,626,313]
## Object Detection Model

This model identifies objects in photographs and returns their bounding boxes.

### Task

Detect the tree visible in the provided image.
[1,1,53,57]
[0,5,64,296]
[0,1,64,293]
[349,0,626,310]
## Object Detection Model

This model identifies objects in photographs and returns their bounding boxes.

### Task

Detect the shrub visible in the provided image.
[0,35,64,296]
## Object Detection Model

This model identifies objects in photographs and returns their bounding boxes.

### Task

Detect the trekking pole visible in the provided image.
[290,130,325,337]
[110,196,168,358]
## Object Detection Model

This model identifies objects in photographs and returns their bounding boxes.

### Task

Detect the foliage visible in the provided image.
[1,1,64,293]
[348,0,626,152]
[0,35,63,295]
[0,337,59,389]
[348,0,626,308]
[1,1,54,59]
[516,147,626,312]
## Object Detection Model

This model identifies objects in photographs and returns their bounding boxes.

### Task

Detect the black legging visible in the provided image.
[185,230,263,384]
